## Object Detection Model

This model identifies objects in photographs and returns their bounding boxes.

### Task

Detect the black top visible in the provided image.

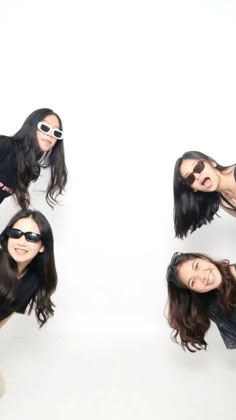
[0,136,16,203]
[208,265,236,349]
[208,301,236,349]
[0,269,39,321]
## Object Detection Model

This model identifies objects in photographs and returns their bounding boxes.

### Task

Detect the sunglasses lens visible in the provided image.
[25,233,41,242]
[8,228,22,239]
[53,129,63,140]
[185,173,195,186]
[38,122,50,134]
[194,160,205,173]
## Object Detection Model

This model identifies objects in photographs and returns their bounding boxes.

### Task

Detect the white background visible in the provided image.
[0,1,236,418]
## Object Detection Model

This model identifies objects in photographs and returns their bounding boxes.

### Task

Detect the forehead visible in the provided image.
[12,217,40,234]
[179,158,198,176]
[177,259,195,277]
[43,114,60,128]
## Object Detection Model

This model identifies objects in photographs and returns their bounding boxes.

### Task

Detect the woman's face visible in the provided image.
[7,217,44,269]
[36,114,61,152]
[179,158,220,192]
[177,257,222,293]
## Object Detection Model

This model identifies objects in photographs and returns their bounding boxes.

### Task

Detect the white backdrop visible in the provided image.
[0,0,236,335]
[1,1,236,416]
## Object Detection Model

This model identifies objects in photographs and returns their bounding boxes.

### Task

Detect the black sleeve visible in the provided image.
[0,137,12,161]
[215,323,236,349]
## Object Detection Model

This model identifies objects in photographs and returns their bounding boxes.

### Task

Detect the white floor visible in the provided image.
[0,316,236,420]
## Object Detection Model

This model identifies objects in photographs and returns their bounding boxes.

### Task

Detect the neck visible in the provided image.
[17,262,28,278]
[217,166,236,196]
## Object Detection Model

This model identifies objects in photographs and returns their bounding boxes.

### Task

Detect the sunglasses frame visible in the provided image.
[37,121,64,140]
[7,227,42,243]
[184,160,205,187]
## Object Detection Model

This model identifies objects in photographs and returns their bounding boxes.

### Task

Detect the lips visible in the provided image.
[14,248,27,254]
[207,271,213,286]
[200,177,212,188]
[41,139,52,145]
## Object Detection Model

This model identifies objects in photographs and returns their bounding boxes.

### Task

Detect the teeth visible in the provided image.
[15,249,27,254]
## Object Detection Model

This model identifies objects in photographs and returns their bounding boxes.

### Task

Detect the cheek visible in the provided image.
[50,138,57,149]
[7,239,13,252]
[36,131,41,145]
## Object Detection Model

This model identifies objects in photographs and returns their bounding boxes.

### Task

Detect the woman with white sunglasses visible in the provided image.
[173,151,236,238]
[0,208,58,396]
[0,108,68,209]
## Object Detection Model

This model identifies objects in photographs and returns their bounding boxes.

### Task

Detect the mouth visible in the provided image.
[41,138,52,145]
[200,176,211,188]
[14,248,28,255]
[207,270,214,286]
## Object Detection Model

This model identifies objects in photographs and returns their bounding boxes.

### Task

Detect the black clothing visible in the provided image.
[208,265,236,349]
[0,137,16,203]
[208,301,236,349]
[0,269,39,321]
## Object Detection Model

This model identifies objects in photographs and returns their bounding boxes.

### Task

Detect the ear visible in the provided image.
[39,244,45,253]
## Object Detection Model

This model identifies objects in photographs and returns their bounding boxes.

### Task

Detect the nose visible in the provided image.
[195,172,201,181]
[199,275,207,285]
[46,131,53,138]
[17,234,27,246]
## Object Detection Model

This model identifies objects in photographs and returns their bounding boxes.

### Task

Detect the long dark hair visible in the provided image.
[0,209,58,327]
[173,151,229,238]
[9,108,68,209]
[166,252,236,352]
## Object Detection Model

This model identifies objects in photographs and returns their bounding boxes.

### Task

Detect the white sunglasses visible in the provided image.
[37,121,63,140]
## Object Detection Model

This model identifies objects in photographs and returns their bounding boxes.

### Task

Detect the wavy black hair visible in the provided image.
[0,209,57,327]
[173,151,233,238]
[166,252,236,352]
[5,108,68,209]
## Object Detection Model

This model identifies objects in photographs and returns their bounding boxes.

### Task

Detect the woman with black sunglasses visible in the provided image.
[0,208,57,328]
[173,151,236,238]
[166,251,236,352]
[0,108,68,209]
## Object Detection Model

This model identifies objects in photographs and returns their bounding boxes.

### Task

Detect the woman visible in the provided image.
[0,208,57,328]
[0,108,68,209]
[173,151,236,238]
[166,251,236,352]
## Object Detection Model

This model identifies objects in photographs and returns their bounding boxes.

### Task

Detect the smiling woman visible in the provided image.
[0,208,57,328]
[166,252,236,352]
[0,108,68,209]
[173,151,236,238]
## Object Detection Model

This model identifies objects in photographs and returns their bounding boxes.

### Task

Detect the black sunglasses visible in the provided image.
[184,160,205,187]
[7,227,42,243]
